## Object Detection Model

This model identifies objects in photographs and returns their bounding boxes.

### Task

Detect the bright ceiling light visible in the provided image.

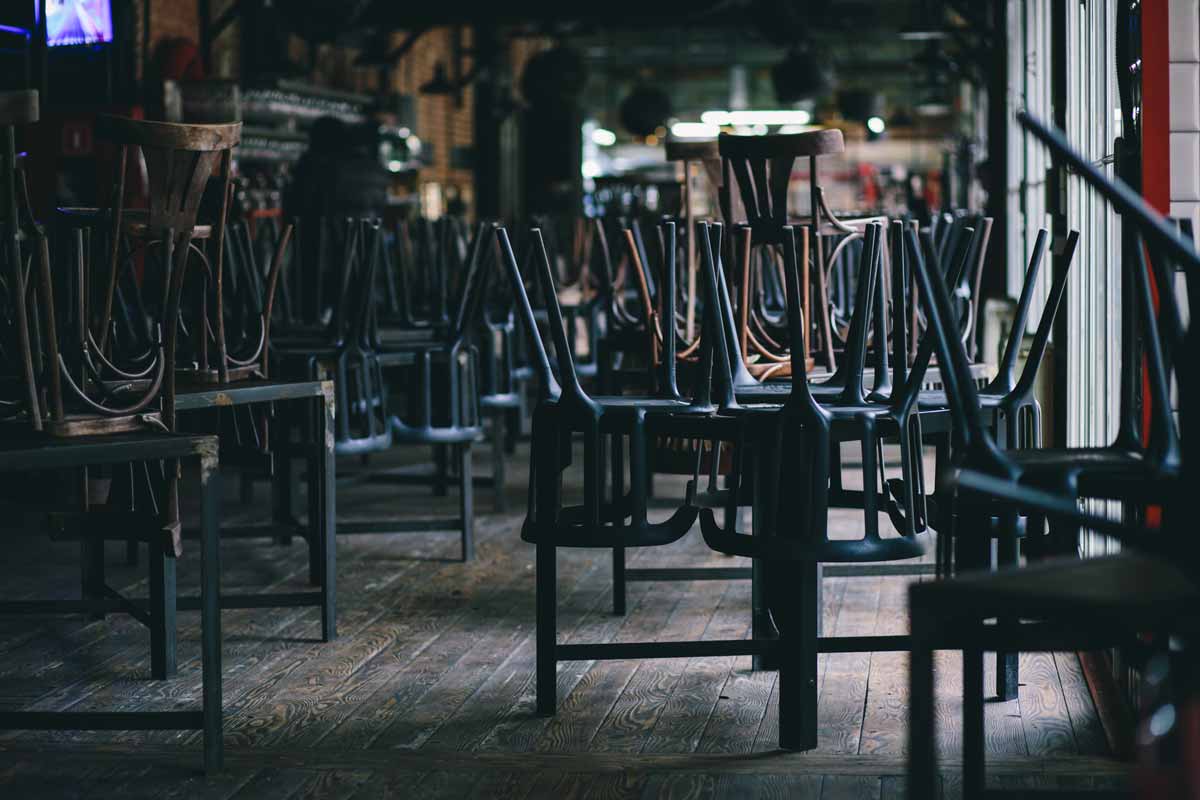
[591,128,617,146]
[867,116,887,134]
[701,109,812,126]
[581,160,601,178]
[670,122,721,139]
[915,102,951,117]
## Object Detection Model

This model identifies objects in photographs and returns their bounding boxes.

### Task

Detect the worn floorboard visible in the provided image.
[0,444,1127,798]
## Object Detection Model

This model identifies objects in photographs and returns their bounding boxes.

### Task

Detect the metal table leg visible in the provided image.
[199,447,224,774]
[315,389,337,640]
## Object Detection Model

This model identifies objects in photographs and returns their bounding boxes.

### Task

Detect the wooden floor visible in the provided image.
[0,442,1128,799]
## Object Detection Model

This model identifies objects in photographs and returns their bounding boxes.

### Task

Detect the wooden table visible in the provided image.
[176,379,337,642]
[0,433,223,773]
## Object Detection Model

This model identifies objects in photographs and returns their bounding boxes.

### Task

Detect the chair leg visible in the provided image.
[751,441,780,671]
[273,407,296,551]
[995,533,1019,700]
[612,547,626,615]
[505,406,519,453]
[199,451,223,774]
[238,472,254,505]
[536,542,557,716]
[149,546,178,680]
[81,536,106,621]
[491,409,507,512]
[315,393,337,640]
[963,643,986,798]
[777,557,819,751]
[861,422,880,539]
[610,431,627,615]
[434,444,449,496]
[458,443,474,562]
[908,606,938,798]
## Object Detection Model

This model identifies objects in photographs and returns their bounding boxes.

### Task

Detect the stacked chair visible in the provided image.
[0,94,223,772]
[907,111,1195,798]
[501,117,1095,754]
[272,214,509,561]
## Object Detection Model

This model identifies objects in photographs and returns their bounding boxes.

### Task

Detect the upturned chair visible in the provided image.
[680,216,946,749]
[664,137,726,342]
[274,217,392,455]
[370,221,485,550]
[718,129,888,371]
[0,98,228,741]
[499,220,839,749]
[92,117,244,395]
[35,118,239,436]
[906,110,1196,798]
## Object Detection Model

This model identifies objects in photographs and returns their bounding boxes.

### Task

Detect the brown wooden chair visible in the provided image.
[719,129,887,372]
[95,117,244,391]
[43,117,241,437]
[664,137,725,344]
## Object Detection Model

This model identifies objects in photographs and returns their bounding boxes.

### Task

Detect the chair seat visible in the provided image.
[910,553,1200,630]
[1011,445,1176,501]
[376,327,446,347]
[918,389,1005,410]
[793,213,890,237]
[592,395,697,409]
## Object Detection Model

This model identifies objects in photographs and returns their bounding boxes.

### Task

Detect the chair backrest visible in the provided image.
[94,116,241,359]
[718,129,843,245]
[702,224,759,389]
[1005,230,1079,402]
[696,221,738,409]
[778,223,832,536]
[835,222,883,405]
[889,221,911,392]
[886,225,980,416]
[988,229,1049,394]
[96,116,240,238]
[905,225,1012,474]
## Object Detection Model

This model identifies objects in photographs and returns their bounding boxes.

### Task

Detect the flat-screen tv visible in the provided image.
[37,0,113,47]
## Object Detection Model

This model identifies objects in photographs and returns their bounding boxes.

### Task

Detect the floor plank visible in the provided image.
[0,443,1124,799]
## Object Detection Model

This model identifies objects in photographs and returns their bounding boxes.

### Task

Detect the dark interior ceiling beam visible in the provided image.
[358,0,921,32]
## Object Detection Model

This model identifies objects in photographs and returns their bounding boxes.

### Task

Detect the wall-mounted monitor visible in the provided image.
[37,0,113,47]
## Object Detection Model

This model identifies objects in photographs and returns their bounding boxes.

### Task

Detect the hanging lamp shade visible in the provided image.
[618,85,672,137]
[520,45,588,107]
[772,44,834,104]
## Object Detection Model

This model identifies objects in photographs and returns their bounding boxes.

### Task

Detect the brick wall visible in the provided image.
[138,1,552,215]
[134,0,201,78]
[385,28,475,199]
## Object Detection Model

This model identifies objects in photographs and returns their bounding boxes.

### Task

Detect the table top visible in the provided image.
[175,379,332,411]
[0,432,217,470]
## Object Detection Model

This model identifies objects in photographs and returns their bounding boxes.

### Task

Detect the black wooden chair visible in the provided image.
[370,220,486,556]
[498,223,821,734]
[906,109,1196,799]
